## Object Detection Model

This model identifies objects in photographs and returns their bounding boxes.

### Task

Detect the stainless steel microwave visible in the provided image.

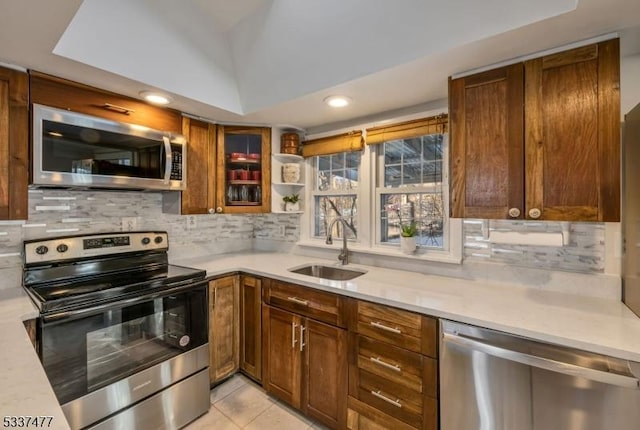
[32,104,186,190]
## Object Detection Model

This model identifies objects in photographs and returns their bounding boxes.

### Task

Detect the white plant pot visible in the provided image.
[285,201,300,212]
[400,236,416,254]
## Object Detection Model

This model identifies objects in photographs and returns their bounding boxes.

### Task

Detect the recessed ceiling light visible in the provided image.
[48,131,63,137]
[324,95,351,108]
[139,91,172,105]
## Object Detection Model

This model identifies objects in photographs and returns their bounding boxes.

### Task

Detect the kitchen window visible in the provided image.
[303,131,363,242]
[377,134,445,248]
[303,114,461,263]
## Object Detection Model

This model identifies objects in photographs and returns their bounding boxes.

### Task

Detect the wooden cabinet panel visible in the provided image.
[209,276,239,384]
[262,304,302,408]
[262,285,348,429]
[265,280,346,327]
[346,397,420,430]
[351,334,427,394]
[216,125,271,213]
[450,38,620,222]
[524,38,620,221]
[179,117,216,214]
[0,66,28,220]
[355,301,437,357]
[30,72,182,133]
[303,318,347,429]
[240,275,262,382]
[450,63,524,219]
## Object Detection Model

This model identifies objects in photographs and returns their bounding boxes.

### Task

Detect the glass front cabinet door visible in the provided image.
[216,126,271,213]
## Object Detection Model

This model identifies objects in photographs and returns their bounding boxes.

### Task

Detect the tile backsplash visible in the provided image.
[463,219,606,273]
[0,189,614,294]
[0,189,301,272]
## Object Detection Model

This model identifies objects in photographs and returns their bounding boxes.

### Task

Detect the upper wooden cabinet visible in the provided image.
[179,117,217,214]
[217,125,271,214]
[0,66,28,220]
[165,122,272,215]
[450,38,620,222]
[29,72,182,133]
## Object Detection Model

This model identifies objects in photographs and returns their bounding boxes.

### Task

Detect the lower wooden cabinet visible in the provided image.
[209,275,240,384]
[240,275,262,382]
[348,301,439,430]
[263,304,348,429]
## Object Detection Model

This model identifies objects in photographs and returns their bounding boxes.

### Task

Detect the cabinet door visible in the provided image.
[209,276,239,384]
[0,66,28,220]
[180,117,216,214]
[240,275,262,382]
[524,38,620,221]
[303,318,348,429]
[449,63,524,219]
[30,72,182,133]
[262,305,302,408]
[216,125,271,213]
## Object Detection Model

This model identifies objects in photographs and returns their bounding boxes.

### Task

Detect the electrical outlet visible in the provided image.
[278,225,286,237]
[122,217,137,232]
[187,215,197,231]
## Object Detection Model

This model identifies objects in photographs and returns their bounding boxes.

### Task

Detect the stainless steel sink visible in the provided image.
[288,264,366,281]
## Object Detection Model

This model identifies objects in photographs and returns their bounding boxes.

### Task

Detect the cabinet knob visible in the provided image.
[508,208,521,218]
[216,207,223,213]
[208,208,215,214]
[528,208,542,219]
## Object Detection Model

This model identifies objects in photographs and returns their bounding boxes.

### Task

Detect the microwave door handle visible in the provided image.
[163,135,172,184]
[442,332,640,389]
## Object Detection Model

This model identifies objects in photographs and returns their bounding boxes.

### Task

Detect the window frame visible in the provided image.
[374,134,451,256]
[300,112,462,264]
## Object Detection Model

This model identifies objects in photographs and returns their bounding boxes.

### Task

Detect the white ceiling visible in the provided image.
[1,0,640,133]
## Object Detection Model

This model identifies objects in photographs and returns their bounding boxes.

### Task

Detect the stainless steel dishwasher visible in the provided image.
[440,320,640,430]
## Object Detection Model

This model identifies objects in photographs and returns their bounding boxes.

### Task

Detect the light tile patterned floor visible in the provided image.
[185,374,328,430]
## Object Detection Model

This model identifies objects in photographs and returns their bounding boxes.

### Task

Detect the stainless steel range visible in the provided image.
[23,231,210,430]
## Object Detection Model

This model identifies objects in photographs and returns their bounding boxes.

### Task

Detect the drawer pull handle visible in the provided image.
[287,296,309,306]
[291,322,298,348]
[101,103,135,115]
[300,324,306,352]
[370,321,401,334]
[370,356,401,372]
[371,390,402,408]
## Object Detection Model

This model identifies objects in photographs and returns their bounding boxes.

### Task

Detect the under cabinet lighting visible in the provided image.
[139,91,172,105]
[324,95,351,108]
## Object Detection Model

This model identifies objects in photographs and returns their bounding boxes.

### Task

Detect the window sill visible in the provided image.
[295,239,462,265]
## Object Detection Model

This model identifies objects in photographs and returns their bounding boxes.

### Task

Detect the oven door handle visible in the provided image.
[42,281,206,324]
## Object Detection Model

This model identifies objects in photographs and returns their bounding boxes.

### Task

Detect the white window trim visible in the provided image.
[299,111,462,265]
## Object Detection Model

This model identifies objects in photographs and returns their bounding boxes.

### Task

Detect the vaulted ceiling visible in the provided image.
[1,0,640,132]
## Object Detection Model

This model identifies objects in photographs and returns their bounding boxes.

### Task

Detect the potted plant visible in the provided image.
[400,221,417,254]
[283,194,300,212]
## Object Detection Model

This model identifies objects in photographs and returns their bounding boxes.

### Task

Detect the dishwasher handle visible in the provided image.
[443,332,640,389]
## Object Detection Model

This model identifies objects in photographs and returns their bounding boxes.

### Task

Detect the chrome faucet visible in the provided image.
[326,217,351,265]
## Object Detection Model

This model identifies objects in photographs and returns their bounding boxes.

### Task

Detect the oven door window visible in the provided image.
[40,286,207,405]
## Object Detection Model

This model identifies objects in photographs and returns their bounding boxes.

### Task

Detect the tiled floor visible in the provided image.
[185,374,327,430]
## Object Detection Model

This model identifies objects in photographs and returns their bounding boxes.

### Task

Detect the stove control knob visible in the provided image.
[141,237,151,245]
[154,236,164,244]
[56,244,69,253]
[35,245,49,255]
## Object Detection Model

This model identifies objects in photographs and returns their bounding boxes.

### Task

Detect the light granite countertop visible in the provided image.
[2,251,640,428]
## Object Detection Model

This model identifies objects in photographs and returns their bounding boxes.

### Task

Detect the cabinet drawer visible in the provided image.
[347,396,418,430]
[351,335,436,398]
[30,72,182,133]
[353,369,426,429]
[264,280,345,327]
[355,301,437,357]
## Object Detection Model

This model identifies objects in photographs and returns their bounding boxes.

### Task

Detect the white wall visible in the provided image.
[622,53,640,116]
